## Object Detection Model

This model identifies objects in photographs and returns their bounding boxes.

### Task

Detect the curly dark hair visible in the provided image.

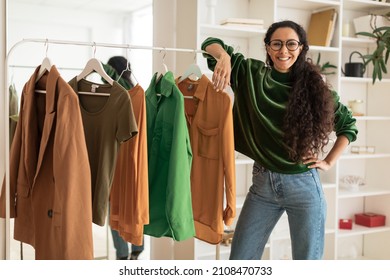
[264,20,335,162]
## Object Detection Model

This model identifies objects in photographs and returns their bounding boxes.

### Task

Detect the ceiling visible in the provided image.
[11,0,153,14]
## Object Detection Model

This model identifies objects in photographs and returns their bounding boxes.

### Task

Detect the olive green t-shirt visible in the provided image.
[68,77,138,226]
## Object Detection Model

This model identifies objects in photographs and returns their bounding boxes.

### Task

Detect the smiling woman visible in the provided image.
[265,29,303,73]
[201,19,357,260]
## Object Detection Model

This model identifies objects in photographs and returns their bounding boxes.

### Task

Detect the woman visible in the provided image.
[201,20,358,260]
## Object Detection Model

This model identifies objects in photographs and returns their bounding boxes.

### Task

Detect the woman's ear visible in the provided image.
[265,45,271,55]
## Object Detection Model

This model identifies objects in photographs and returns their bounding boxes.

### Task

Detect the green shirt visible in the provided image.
[144,71,195,241]
[201,37,358,174]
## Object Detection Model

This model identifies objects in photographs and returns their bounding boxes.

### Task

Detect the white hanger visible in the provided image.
[35,57,53,83]
[160,48,168,74]
[117,47,139,85]
[35,40,53,83]
[178,64,202,82]
[77,57,114,85]
[178,51,202,83]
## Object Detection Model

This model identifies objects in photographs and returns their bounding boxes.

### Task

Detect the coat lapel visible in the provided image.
[33,66,60,187]
[21,67,41,195]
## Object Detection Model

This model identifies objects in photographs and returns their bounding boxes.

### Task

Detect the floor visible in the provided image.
[8,219,150,260]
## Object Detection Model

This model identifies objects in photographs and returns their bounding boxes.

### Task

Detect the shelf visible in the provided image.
[309,45,339,52]
[339,186,390,198]
[338,224,390,237]
[278,0,340,10]
[355,116,390,121]
[272,227,336,241]
[235,157,254,165]
[342,36,375,47]
[323,182,337,189]
[343,0,390,11]
[341,77,390,83]
[340,153,390,159]
[200,24,266,38]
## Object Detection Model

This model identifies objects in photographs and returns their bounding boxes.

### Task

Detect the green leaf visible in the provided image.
[380,59,387,74]
[372,66,377,84]
[373,26,390,33]
[356,31,378,38]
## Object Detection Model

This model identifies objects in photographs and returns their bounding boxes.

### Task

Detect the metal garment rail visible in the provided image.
[3,38,207,260]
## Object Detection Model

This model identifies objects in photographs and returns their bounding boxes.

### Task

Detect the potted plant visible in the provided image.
[355,12,390,84]
[312,53,337,75]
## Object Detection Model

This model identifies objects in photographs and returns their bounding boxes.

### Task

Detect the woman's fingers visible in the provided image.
[212,53,231,92]
[213,70,230,91]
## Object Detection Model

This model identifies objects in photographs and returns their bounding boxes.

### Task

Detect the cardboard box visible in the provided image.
[355,213,386,227]
[339,219,353,230]
[307,9,337,46]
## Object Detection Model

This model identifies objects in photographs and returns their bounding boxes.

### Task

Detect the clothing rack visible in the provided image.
[3,38,207,260]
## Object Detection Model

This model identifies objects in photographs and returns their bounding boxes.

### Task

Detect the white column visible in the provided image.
[150,0,197,260]
[153,0,177,75]
[0,0,8,260]
[150,0,176,260]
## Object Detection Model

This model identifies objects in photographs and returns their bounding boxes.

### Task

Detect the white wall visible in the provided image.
[3,1,153,260]
[7,2,125,94]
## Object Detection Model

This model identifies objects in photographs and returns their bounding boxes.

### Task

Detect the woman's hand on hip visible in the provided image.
[303,156,332,171]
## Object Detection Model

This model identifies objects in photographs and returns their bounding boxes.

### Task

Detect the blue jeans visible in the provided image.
[111,228,144,259]
[230,162,326,260]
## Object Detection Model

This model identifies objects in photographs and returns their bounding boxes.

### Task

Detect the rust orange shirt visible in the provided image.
[177,74,236,244]
[109,84,149,246]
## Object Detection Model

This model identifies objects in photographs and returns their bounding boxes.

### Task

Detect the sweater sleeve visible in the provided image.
[332,90,358,143]
[201,37,249,89]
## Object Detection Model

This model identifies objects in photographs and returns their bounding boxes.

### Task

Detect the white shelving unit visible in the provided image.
[191,0,390,260]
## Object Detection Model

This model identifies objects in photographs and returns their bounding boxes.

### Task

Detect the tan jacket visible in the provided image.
[109,85,149,246]
[0,66,93,259]
[177,75,236,244]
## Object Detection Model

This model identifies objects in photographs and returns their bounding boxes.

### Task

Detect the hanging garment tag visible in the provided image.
[91,84,99,93]
[187,84,194,91]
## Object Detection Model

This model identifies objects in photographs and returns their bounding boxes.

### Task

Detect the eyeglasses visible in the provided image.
[267,39,302,51]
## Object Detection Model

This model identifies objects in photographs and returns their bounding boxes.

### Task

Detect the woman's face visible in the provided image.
[266,27,303,73]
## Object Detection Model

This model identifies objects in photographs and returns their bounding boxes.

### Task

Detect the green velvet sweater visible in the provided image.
[201,37,358,174]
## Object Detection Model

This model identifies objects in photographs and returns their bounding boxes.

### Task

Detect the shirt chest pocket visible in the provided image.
[196,121,219,160]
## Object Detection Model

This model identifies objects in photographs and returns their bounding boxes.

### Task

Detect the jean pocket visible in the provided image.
[252,162,266,177]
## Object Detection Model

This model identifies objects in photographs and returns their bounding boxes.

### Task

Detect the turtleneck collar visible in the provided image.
[270,68,292,85]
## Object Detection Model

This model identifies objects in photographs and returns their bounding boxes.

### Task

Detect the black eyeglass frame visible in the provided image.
[267,39,302,51]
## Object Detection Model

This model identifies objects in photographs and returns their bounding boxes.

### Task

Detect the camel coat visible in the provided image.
[0,66,93,259]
